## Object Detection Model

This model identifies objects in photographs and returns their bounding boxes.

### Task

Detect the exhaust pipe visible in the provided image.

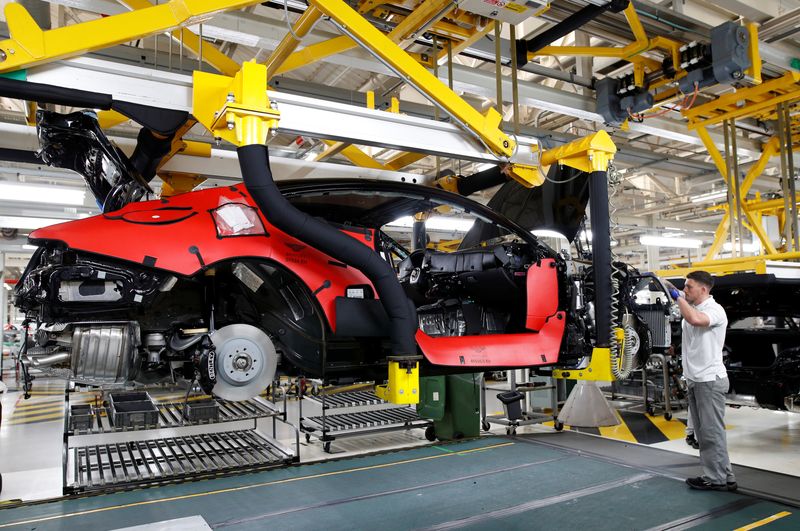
[30,352,70,367]
[237,144,417,357]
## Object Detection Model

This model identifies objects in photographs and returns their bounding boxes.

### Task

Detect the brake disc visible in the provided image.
[210,324,277,401]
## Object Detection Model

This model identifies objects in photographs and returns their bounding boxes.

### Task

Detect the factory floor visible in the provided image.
[2,367,800,529]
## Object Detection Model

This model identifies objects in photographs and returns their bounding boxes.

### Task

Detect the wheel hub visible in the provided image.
[210,324,278,401]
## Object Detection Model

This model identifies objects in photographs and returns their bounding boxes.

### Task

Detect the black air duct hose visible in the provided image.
[129,128,174,183]
[237,144,418,357]
[589,170,612,347]
[455,166,507,196]
[516,0,629,68]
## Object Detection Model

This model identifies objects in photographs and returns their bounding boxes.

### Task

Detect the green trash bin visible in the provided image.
[418,373,480,441]
[417,376,446,421]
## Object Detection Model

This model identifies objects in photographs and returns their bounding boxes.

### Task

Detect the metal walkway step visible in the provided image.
[68,429,294,493]
[303,406,425,433]
[303,390,386,409]
[69,397,281,434]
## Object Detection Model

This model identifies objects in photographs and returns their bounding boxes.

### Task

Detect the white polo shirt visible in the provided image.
[681,295,728,382]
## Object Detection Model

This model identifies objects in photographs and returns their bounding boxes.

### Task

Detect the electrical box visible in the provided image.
[457,0,549,25]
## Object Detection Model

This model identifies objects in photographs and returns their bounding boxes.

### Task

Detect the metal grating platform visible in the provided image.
[69,397,281,434]
[68,429,294,492]
[303,390,387,409]
[303,406,425,433]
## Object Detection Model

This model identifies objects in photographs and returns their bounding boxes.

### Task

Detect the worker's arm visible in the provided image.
[665,281,715,327]
[674,296,711,327]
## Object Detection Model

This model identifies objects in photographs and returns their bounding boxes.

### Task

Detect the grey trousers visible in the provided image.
[687,377,735,484]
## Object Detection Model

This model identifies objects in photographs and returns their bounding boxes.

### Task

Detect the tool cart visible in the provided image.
[481,370,562,435]
[62,385,299,494]
[299,383,432,453]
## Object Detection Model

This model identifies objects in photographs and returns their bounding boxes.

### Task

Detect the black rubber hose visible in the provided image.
[516,0,630,67]
[0,77,112,109]
[0,148,44,165]
[455,166,507,197]
[237,144,417,356]
[589,170,612,347]
[129,128,174,183]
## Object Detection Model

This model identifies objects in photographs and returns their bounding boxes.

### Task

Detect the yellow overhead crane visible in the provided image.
[0,0,621,190]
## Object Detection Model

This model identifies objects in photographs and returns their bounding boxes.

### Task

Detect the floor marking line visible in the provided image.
[734,511,792,531]
[646,413,689,441]
[598,411,638,443]
[423,472,654,530]
[214,455,571,528]
[644,498,762,530]
[0,441,514,529]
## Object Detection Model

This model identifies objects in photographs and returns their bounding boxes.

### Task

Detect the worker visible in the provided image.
[666,271,736,492]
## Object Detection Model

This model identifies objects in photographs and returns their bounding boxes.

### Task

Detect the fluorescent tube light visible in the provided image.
[0,216,72,229]
[690,190,727,203]
[723,241,760,253]
[0,182,85,205]
[640,235,703,248]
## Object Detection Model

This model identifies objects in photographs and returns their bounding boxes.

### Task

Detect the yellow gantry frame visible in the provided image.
[305,0,513,161]
[688,72,800,261]
[532,4,681,91]
[0,0,263,74]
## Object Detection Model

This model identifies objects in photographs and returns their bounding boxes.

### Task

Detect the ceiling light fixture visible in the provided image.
[723,241,760,253]
[689,190,727,203]
[0,216,71,230]
[0,182,86,205]
[640,235,703,248]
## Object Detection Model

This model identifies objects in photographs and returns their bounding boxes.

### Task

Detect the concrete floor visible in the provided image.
[2,362,800,505]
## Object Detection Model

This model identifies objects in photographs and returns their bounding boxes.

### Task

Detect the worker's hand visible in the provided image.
[663,280,683,300]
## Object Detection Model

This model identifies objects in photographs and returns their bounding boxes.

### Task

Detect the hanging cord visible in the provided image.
[606,162,635,379]
[284,0,319,42]
[534,140,585,184]
[628,82,699,122]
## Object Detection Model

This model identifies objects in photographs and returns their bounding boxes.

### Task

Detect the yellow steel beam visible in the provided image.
[265,6,323,79]
[440,22,495,62]
[273,35,354,76]
[275,0,453,76]
[656,259,769,278]
[0,0,260,74]
[119,0,241,76]
[741,137,778,196]
[695,125,728,180]
[704,212,730,262]
[317,140,386,169]
[384,151,427,170]
[696,250,800,267]
[540,130,617,173]
[743,209,779,255]
[745,22,762,85]
[532,4,673,73]
[685,72,800,129]
[307,0,513,159]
